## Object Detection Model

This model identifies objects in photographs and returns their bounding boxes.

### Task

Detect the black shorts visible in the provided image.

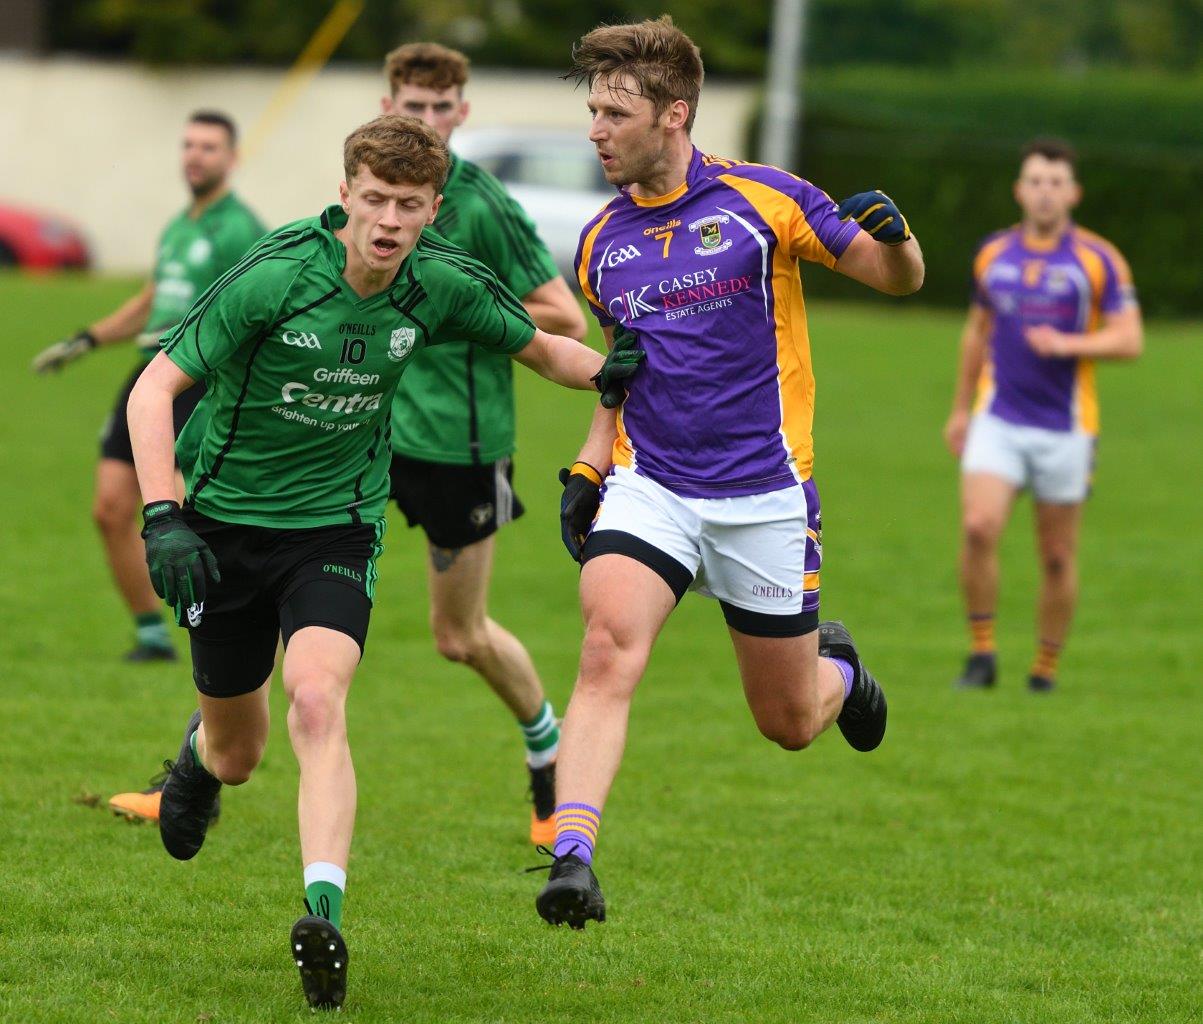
[388,453,524,550]
[100,362,206,465]
[181,507,383,698]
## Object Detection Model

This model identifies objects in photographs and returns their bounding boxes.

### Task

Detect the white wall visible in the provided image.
[0,56,756,272]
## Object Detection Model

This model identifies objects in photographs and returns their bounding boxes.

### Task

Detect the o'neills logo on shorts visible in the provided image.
[752,584,794,599]
[323,564,363,583]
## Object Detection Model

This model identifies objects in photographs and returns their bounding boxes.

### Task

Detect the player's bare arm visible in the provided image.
[127,352,196,503]
[30,281,156,372]
[1025,305,1143,360]
[944,304,993,457]
[835,229,925,296]
[512,329,606,390]
[521,277,587,340]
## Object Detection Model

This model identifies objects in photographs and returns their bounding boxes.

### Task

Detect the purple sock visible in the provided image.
[553,802,600,864]
[827,657,856,700]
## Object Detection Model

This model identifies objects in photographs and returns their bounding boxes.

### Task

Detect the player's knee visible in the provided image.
[1040,548,1074,579]
[287,675,346,742]
[432,620,488,666]
[92,494,134,536]
[203,743,262,785]
[963,511,1003,549]
[756,711,819,751]
[577,623,640,694]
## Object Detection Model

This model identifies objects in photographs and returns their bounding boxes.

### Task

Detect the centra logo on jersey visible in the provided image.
[604,244,642,268]
[388,327,416,362]
[283,330,322,349]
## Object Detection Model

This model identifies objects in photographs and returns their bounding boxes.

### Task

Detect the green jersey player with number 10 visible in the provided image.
[31,110,264,665]
[126,114,639,1012]
[382,43,587,846]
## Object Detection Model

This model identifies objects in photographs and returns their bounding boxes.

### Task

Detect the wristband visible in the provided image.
[142,499,182,524]
[79,330,98,349]
[570,461,603,487]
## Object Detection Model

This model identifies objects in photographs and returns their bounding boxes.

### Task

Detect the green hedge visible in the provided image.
[757,69,1203,316]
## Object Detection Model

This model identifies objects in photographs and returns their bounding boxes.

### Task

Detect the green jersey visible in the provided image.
[143,192,265,360]
[161,205,536,529]
[389,155,559,465]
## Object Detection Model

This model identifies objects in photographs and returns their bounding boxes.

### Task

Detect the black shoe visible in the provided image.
[955,653,997,689]
[1027,673,1056,693]
[290,912,348,1011]
[531,849,606,929]
[820,620,887,752]
[159,711,222,861]
[124,643,177,663]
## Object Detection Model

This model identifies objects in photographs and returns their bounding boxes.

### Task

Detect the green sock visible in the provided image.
[304,863,347,929]
[135,611,171,650]
[520,699,559,768]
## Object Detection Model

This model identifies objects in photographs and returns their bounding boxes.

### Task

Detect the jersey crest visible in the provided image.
[388,327,417,362]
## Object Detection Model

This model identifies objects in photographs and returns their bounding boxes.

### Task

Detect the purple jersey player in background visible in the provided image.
[532,16,924,929]
[944,138,1142,693]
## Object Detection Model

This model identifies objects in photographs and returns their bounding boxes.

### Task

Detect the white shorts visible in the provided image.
[583,466,822,637]
[962,412,1095,504]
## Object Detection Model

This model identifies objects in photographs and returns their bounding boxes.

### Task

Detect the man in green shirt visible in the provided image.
[382,44,587,845]
[31,110,265,662]
[126,114,637,1011]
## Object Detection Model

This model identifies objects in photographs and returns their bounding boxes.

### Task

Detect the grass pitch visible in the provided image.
[0,273,1199,1023]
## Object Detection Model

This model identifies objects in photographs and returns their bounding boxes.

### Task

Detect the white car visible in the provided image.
[451,128,615,280]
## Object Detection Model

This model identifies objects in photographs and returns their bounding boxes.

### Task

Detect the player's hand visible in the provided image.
[31,330,97,374]
[558,462,603,562]
[837,191,912,245]
[944,409,971,458]
[141,501,220,612]
[1025,324,1074,358]
[593,325,645,409]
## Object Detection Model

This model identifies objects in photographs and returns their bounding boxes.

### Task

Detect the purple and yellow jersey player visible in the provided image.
[534,16,925,931]
[970,221,1136,436]
[576,147,860,503]
[945,138,1142,694]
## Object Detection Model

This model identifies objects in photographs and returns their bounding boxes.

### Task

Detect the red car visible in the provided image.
[0,202,91,269]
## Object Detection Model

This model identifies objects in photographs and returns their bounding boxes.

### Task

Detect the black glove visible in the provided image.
[141,501,221,615]
[558,462,603,562]
[593,324,645,409]
[837,190,912,245]
[31,329,97,373]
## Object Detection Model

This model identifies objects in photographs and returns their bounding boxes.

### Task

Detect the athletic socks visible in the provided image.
[135,611,172,650]
[1031,639,1061,681]
[520,699,559,769]
[553,802,600,865]
[969,613,996,655]
[827,657,856,701]
[304,862,346,930]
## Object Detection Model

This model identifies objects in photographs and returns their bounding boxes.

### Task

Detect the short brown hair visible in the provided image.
[384,42,470,97]
[343,114,450,191]
[1021,137,1077,173]
[188,109,238,145]
[567,16,704,132]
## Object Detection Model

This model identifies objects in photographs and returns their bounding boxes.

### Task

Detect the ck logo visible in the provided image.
[282,330,321,349]
[604,244,642,268]
[186,602,204,627]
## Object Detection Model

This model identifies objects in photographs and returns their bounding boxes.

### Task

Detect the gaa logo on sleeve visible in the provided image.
[388,327,417,362]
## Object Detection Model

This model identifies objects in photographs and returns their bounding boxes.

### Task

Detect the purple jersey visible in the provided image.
[973,224,1137,434]
[575,148,862,498]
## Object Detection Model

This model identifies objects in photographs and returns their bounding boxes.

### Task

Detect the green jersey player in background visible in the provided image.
[31,110,264,664]
[126,114,638,1011]
[381,44,587,845]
